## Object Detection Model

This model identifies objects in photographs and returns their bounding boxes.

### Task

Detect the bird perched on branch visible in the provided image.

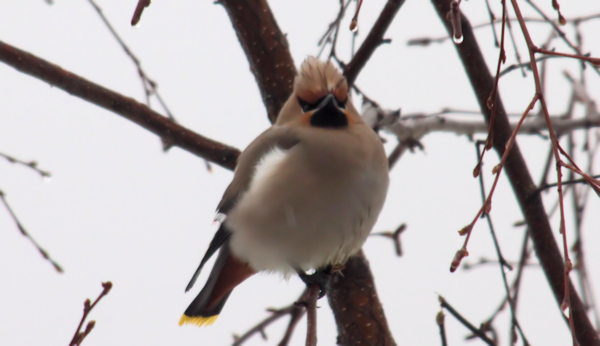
[180,57,389,327]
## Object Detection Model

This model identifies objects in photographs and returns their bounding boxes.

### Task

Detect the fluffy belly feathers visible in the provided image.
[225,147,387,274]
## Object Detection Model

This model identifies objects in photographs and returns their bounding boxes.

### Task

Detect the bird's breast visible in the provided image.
[225,134,388,274]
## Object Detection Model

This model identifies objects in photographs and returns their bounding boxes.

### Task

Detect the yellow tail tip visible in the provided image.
[179,315,218,327]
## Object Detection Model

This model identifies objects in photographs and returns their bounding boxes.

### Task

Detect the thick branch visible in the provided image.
[328,251,396,346]
[0,40,240,171]
[218,0,297,124]
[430,2,599,345]
[344,0,406,87]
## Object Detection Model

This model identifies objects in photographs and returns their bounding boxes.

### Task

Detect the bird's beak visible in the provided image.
[310,94,348,128]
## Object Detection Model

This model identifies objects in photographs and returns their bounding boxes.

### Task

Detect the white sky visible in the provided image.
[1,1,599,345]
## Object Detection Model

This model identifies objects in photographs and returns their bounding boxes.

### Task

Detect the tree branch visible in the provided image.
[327,251,396,346]
[0,40,240,171]
[429,1,599,344]
[69,281,112,346]
[378,111,600,140]
[343,0,406,87]
[218,0,297,124]
[0,189,62,273]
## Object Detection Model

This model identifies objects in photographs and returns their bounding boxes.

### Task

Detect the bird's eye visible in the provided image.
[297,96,326,113]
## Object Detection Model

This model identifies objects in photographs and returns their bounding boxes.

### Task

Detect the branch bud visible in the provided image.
[473,164,481,178]
[492,163,501,174]
[565,259,573,273]
[84,299,91,313]
[458,225,472,236]
[450,248,469,272]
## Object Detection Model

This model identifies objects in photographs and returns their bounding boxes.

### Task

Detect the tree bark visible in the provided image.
[0,40,240,171]
[328,251,397,346]
[219,0,297,124]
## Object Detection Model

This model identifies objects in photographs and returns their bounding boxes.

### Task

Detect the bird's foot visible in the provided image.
[296,265,332,299]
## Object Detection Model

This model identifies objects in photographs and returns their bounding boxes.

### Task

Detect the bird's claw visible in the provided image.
[296,266,332,299]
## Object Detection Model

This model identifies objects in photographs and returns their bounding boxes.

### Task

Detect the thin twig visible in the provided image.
[87,0,176,122]
[0,190,62,273]
[232,289,308,346]
[0,152,51,178]
[429,1,599,342]
[305,285,319,346]
[475,141,530,345]
[462,257,535,270]
[344,0,406,87]
[504,9,526,76]
[524,0,600,75]
[472,0,509,177]
[316,0,350,60]
[499,55,556,77]
[328,0,348,60]
[483,0,499,47]
[510,1,589,343]
[69,281,112,346]
[371,223,406,256]
[451,94,540,272]
[437,311,448,346]
[407,13,600,47]
[538,174,600,193]
[438,296,496,345]
[534,47,600,66]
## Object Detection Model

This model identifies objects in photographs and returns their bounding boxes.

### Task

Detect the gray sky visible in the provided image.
[1,1,599,345]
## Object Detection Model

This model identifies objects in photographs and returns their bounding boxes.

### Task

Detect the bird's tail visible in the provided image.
[179,245,255,327]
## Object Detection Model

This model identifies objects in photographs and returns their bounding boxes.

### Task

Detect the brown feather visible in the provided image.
[204,255,256,312]
[294,57,348,105]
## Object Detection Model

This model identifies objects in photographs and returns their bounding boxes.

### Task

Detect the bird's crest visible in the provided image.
[294,57,348,105]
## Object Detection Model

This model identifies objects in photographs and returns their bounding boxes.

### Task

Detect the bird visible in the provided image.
[179,56,389,327]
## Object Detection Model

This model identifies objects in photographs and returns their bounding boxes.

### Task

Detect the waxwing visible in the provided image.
[179,57,389,327]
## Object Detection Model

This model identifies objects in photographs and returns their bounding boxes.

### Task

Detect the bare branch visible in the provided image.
[430,1,599,344]
[438,296,496,345]
[343,0,407,87]
[475,141,530,345]
[539,174,600,193]
[407,13,600,47]
[362,103,600,142]
[0,40,240,171]
[371,223,406,256]
[232,289,308,346]
[0,152,51,178]
[69,281,112,346]
[88,0,176,122]
[0,190,62,273]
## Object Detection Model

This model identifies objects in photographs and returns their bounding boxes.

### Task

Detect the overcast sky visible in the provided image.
[1,1,599,345]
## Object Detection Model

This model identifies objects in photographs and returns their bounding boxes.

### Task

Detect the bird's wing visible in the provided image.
[185,126,299,292]
[185,225,231,292]
[216,125,300,215]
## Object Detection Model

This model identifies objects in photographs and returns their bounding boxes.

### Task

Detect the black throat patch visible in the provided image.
[310,100,348,128]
